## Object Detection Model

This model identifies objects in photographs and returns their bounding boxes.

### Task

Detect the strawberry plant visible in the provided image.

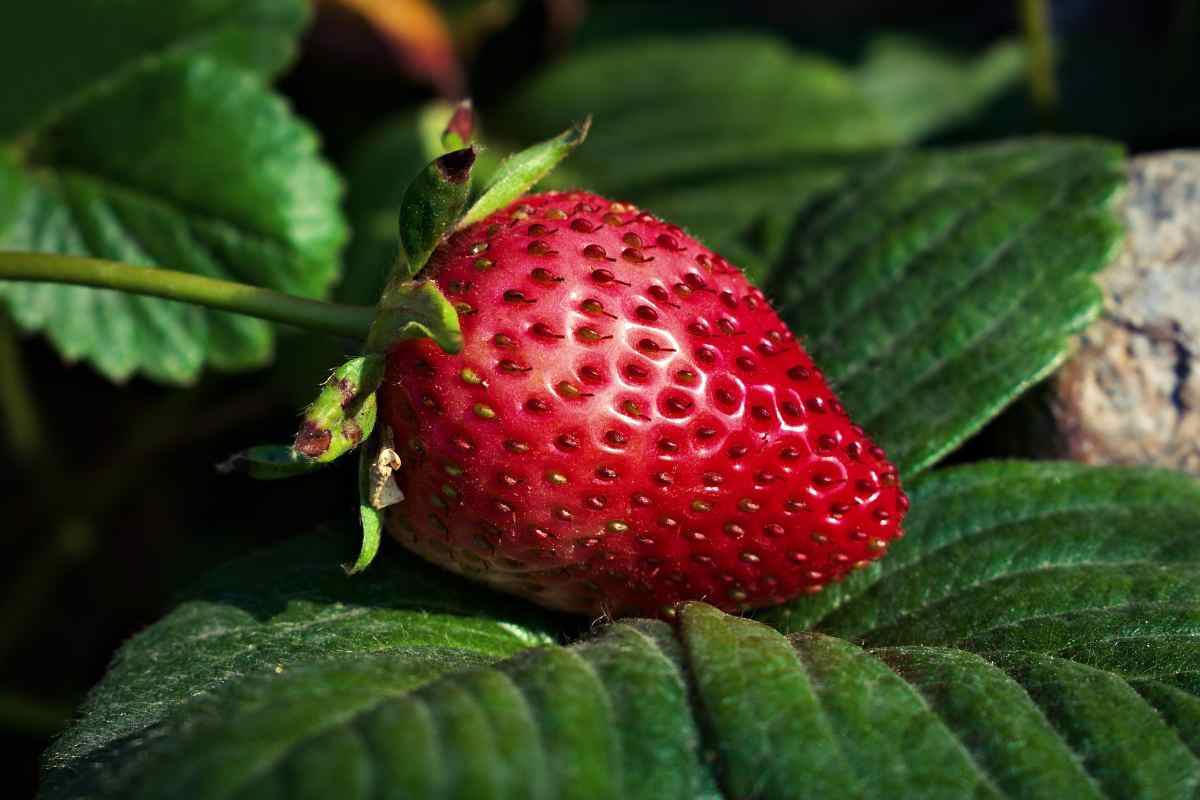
[3,2,1199,798]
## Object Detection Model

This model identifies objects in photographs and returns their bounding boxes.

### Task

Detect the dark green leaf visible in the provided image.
[768,139,1125,474]
[789,633,1002,799]
[986,651,1198,798]
[761,461,1200,639]
[40,532,562,800]
[45,463,1200,797]
[0,56,346,383]
[0,0,307,140]
[757,462,1200,797]
[679,602,862,798]
[878,647,1100,798]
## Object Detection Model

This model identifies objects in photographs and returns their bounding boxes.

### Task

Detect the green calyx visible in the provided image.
[216,444,324,480]
[365,108,591,356]
[367,278,463,355]
[457,116,591,228]
[2,99,593,577]
[218,353,384,481]
[294,355,384,463]
[397,146,477,279]
[216,106,592,576]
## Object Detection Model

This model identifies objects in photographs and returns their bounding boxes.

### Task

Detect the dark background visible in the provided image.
[3,0,1197,794]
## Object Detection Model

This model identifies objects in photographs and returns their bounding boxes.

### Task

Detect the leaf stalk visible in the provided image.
[0,251,376,339]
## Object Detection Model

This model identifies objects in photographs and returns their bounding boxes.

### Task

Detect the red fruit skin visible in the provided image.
[379,192,907,617]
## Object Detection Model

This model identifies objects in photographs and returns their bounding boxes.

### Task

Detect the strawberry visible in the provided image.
[378,191,907,617]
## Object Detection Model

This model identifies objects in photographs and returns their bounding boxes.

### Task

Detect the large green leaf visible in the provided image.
[43,462,1200,798]
[0,0,307,140]
[40,533,563,800]
[761,461,1200,642]
[768,139,1125,475]
[0,55,347,383]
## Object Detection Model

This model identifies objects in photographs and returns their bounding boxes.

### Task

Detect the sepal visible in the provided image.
[293,355,384,462]
[457,117,590,228]
[366,279,463,354]
[398,146,477,278]
[347,426,403,575]
[216,445,325,480]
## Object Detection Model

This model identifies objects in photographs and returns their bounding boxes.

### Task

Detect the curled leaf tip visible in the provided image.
[350,427,399,575]
[436,146,477,183]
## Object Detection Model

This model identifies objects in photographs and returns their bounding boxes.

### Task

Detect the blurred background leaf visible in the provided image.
[338,31,1026,295]
[854,34,1026,142]
[0,0,309,140]
[0,55,347,383]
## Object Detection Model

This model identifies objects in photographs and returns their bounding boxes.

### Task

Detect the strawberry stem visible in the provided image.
[0,251,376,338]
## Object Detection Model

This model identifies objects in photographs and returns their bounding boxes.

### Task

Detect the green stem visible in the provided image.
[0,251,376,339]
[1019,0,1058,118]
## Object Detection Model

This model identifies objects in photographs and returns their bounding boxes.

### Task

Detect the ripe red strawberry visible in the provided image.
[378,191,907,617]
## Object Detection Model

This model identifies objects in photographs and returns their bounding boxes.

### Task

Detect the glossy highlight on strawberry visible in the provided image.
[379,191,907,617]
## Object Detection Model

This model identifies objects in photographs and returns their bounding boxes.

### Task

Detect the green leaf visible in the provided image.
[854,35,1026,142]
[679,603,861,798]
[45,463,1200,798]
[761,461,1200,638]
[0,56,347,384]
[754,461,1200,797]
[767,139,1125,475]
[0,0,307,141]
[457,118,591,228]
[40,532,562,800]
